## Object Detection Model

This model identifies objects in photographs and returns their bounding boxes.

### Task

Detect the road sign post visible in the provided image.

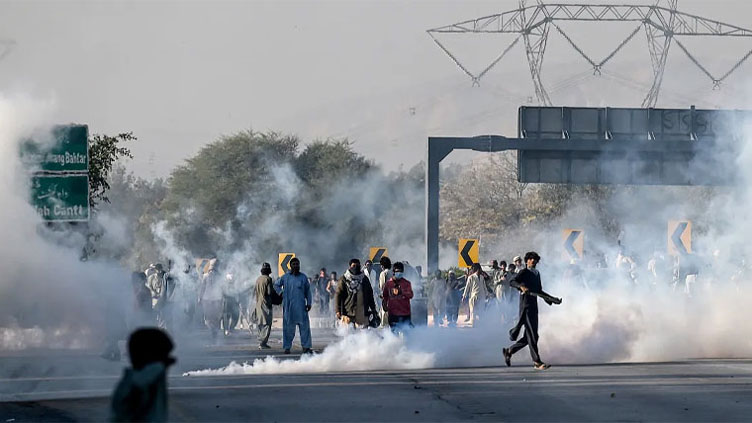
[458,239,479,268]
[278,253,296,277]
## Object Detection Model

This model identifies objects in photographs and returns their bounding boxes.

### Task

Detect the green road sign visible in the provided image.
[31,175,89,222]
[21,125,88,172]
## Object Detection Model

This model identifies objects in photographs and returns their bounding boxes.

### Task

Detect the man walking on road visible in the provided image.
[382,262,414,331]
[274,257,313,354]
[335,258,378,328]
[462,263,488,326]
[254,262,274,349]
[378,256,393,327]
[503,252,561,370]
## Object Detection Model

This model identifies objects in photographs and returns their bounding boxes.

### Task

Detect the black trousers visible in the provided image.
[508,309,542,364]
[388,314,413,330]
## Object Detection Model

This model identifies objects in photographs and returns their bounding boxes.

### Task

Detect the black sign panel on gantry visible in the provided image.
[516,106,748,186]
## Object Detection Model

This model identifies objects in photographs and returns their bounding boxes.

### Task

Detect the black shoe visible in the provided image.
[258,344,271,350]
[302,348,313,355]
[284,349,291,354]
[502,348,511,367]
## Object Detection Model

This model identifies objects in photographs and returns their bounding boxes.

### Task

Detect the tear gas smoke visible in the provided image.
[0,94,131,350]
[4,89,752,378]
[184,116,752,375]
[184,325,435,376]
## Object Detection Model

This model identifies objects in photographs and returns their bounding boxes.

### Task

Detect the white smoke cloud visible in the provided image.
[184,325,435,376]
[0,93,131,350]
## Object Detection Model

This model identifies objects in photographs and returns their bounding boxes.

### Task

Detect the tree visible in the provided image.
[439,152,529,241]
[88,132,135,211]
[295,139,372,188]
[162,130,300,254]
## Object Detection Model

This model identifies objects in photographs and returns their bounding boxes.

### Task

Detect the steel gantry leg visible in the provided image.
[425,139,452,274]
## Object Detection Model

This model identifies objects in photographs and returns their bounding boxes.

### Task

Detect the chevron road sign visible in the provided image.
[668,220,692,256]
[369,247,388,263]
[458,239,479,268]
[278,253,296,276]
[562,229,584,260]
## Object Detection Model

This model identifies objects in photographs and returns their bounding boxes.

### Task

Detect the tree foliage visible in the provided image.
[88,132,135,210]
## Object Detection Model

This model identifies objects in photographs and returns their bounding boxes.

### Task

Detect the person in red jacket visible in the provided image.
[382,262,414,331]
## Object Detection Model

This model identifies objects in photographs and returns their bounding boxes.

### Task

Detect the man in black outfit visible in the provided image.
[502,251,561,370]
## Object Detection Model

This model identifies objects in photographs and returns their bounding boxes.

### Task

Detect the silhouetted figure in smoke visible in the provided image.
[221,271,240,336]
[378,256,393,327]
[199,258,224,341]
[274,257,313,354]
[445,271,462,327]
[502,252,561,370]
[101,274,131,361]
[313,268,329,313]
[254,262,274,349]
[130,272,153,329]
[326,271,338,314]
[462,263,488,326]
[429,270,446,327]
[110,328,176,422]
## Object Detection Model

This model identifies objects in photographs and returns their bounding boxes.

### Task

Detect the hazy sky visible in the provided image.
[1,0,751,177]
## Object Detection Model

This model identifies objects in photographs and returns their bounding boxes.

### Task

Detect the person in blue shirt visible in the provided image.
[274,257,313,354]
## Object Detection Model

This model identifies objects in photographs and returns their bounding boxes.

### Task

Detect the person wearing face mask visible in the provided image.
[274,257,313,354]
[382,262,414,331]
[335,258,378,328]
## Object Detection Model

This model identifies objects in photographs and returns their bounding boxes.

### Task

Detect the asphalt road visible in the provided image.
[2,328,752,422]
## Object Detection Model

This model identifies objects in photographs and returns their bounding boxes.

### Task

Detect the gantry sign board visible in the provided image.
[278,253,296,277]
[369,247,388,263]
[562,229,584,261]
[21,125,89,173]
[30,175,90,222]
[668,220,692,256]
[458,239,479,268]
[517,107,748,186]
[22,124,90,222]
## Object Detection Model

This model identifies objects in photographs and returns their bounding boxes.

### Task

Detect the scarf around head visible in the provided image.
[344,269,364,293]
